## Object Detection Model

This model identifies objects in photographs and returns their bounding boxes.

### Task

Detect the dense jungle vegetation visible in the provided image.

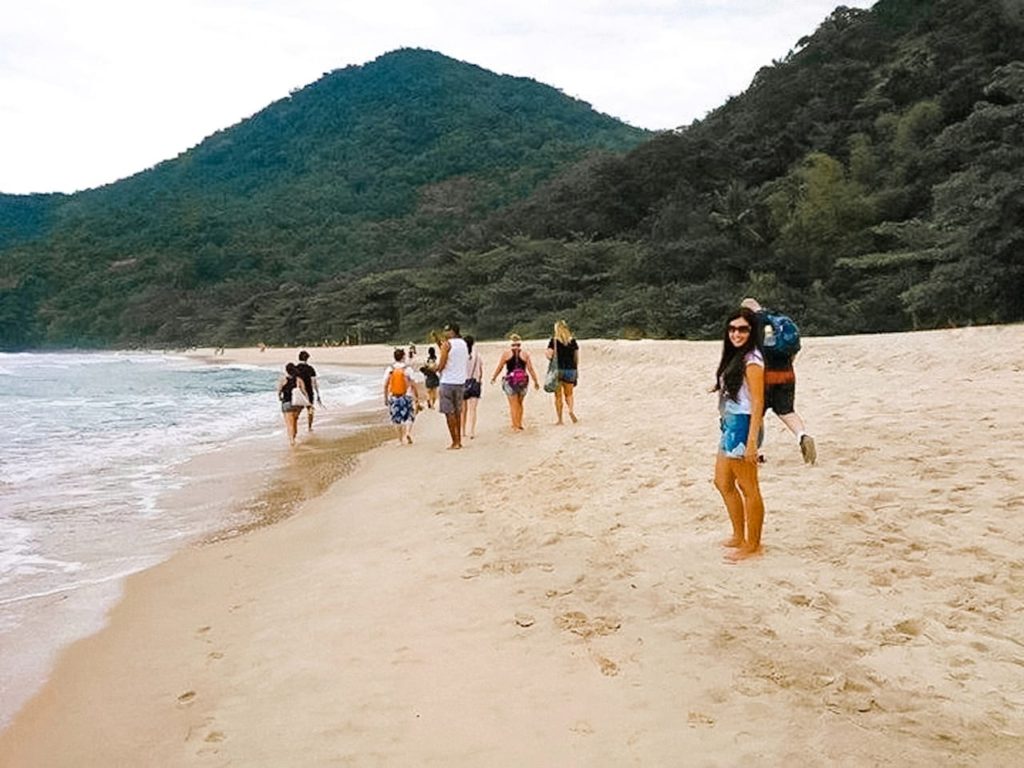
[2,0,1023,349]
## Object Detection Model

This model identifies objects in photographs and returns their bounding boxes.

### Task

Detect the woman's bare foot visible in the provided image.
[569,412,578,423]
[725,546,762,563]
[720,537,745,548]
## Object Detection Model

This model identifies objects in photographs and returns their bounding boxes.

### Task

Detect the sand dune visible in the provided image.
[2,327,1022,766]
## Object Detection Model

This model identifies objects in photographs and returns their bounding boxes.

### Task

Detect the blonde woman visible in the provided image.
[489,334,539,431]
[546,320,580,425]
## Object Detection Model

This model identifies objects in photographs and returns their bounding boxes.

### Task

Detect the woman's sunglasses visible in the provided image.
[728,324,751,333]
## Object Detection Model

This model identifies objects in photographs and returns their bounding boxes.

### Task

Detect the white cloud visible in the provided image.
[0,0,872,194]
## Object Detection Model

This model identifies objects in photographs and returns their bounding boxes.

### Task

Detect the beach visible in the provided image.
[1,328,1022,766]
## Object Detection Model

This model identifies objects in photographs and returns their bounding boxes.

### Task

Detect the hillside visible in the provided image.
[3,0,1023,349]
[435,0,1024,339]
[0,49,647,349]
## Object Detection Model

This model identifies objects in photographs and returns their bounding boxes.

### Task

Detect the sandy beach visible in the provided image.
[2,327,1023,766]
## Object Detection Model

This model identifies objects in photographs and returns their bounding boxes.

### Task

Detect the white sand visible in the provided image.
[2,327,1022,766]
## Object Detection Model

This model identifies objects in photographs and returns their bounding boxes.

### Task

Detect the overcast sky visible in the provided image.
[1,0,873,195]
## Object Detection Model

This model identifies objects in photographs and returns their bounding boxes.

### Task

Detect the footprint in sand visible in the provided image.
[687,711,716,727]
[177,690,197,705]
[593,654,620,676]
[555,611,622,638]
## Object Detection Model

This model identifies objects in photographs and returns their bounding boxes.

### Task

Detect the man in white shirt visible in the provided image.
[436,322,469,450]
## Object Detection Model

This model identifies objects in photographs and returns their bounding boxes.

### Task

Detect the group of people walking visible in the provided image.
[277,301,815,565]
[383,321,580,449]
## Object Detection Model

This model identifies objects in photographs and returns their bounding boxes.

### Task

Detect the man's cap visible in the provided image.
[443,322,460,334]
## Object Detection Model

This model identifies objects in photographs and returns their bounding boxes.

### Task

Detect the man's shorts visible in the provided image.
[764,382,795,416]
[438,383,465,415]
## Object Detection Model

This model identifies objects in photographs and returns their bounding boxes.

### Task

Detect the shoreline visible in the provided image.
[0,354,387,731]
[2,330,1023,765]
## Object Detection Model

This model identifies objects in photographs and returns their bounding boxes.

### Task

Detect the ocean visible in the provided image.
[0,351,381,728]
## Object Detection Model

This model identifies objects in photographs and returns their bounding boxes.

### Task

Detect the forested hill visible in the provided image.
[0,49,647,349]
[4,0,1024,351]
[442,0,1024,339]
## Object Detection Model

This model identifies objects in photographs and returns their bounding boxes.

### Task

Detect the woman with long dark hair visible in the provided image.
[276,362,309,447]
[713,306,766,561]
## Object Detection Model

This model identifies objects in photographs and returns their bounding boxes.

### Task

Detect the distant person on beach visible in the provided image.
[462,335,484,439]
[421,347,440,409]
[490,334,540,431]
[436,323,469,450]
[295,350,322,432]
[713,307,766,562]
[546,319,580,425]
[277,363,310,447]
[384,348,422,445]
[407,343,418,368]
[740,298,816,464]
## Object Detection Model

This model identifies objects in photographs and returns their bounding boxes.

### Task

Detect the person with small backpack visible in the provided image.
[741,298,816,464]
[489,334,540,431]
[420,346,440,409]
[384,348,422,445]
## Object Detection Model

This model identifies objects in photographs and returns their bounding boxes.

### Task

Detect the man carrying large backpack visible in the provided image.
[741,298,816,465]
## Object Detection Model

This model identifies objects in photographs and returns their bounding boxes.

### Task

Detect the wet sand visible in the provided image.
[1,329,1022,766]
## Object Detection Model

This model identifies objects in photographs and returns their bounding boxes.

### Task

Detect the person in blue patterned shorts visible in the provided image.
[713,306,766,562]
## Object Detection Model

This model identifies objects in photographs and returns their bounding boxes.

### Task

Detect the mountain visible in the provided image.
[437,0,1024,338]
[0,48,648,349]
[5,0,1023,349]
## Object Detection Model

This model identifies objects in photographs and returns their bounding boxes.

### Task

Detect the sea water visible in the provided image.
[0,351,380,728]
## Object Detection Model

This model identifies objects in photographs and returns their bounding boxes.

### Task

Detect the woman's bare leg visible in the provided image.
[553,387,564,424]
[511,394,525,430]
[727,460,764,561]
[284,410,299,446]
[563,382,577,422]
[506,394,518,429]
[465,398,479,437]
[714,453,745,547]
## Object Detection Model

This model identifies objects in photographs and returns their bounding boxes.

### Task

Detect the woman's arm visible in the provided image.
[745,362,765,464]
[545,339,554,361]
[490,351,511,383]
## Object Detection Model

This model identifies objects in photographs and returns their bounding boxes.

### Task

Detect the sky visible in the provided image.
[1,0,874,195]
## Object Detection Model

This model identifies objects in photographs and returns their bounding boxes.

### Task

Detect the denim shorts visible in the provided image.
[719,412,763,458]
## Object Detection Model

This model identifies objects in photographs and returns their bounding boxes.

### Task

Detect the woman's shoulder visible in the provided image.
[744,349,764,366]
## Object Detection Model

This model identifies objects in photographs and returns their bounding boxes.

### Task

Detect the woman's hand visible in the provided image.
[744,443,759,465]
